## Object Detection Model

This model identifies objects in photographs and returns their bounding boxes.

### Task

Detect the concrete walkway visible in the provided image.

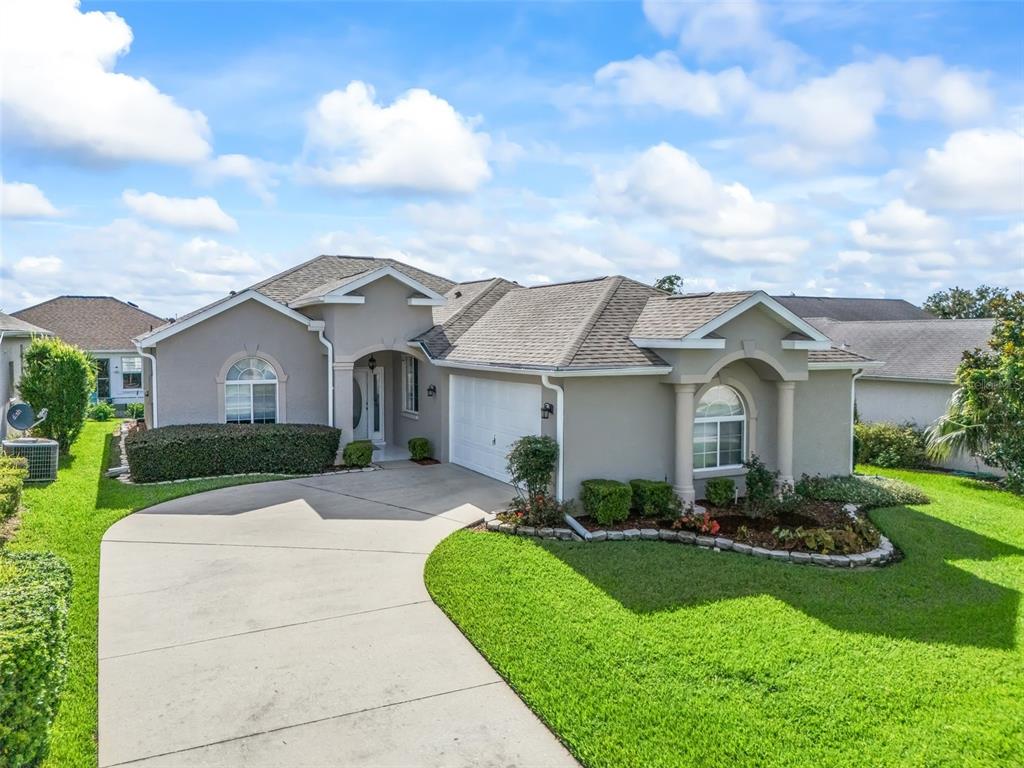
[99,463,578,767]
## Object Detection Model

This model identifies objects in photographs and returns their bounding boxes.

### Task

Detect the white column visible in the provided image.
[777,381,795,487]
[333,362,354,461]
[674,383,697,503]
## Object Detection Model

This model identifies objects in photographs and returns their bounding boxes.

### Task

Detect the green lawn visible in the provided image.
[7,421,286,767]
[426,469,1024,768]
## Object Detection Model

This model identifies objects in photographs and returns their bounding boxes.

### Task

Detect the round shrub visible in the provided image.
[87,402,116,421]
[17,337,96,453]
[629,479,679,518]
[704,477,736,507]
[581,479,632,525]
[506,435,559,498]
[408,437,431,461]
[855,422,926,468]
[125,402,145,420]
[343,439,374,468]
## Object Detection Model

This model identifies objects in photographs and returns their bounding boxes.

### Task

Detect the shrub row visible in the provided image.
[580,478,680,524]
[125,423,342,482]
[796,474,929,508]
[0,455,28,524]
[855,421,927,469]
[342,440,373,468]
[0,551,73,768]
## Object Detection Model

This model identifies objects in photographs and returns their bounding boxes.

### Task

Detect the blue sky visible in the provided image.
[1,0,1022,317]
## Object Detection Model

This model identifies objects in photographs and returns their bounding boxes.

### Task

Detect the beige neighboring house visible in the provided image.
[13,296,166,408]
[134,255,876,501]
[0,312,53,437]
[808,317,999,475]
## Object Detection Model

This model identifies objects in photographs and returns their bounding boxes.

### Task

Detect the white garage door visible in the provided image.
[450,375,542,483]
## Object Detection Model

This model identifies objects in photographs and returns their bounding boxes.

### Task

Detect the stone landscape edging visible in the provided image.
[484,506,897,568]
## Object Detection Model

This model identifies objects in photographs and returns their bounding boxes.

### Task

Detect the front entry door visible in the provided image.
[352,367,385,443]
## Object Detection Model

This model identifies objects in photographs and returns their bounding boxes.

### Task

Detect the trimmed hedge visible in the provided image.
[0,456,28,524]
[125,423,342,482]
[795,474,930,508]
[581,480,632,525]
[629,479,678,518]
[408,437,432,461]
[0,551,73,768]
[343,440,374,468]
[855,421,926,468]
[705,477,736,507]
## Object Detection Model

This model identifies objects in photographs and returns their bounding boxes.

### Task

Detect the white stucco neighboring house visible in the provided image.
[0,311,53,437]
[133,255,878,501]
[13,296,166,409]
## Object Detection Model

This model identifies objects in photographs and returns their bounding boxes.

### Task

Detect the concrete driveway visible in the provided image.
[99,463,578,767]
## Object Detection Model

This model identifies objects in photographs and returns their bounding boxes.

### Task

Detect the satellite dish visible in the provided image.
[5,402,48,431]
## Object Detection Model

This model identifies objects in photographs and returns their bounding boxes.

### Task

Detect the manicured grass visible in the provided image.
[7,421,286,768]
[426,469,1024,768]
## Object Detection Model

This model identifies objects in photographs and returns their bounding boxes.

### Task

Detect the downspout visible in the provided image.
[540,374,565,502]
[136,345,158,428]
[310,321,334,427]
[850,368,865,474]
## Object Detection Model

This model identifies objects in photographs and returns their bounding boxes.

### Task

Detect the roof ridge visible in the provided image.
[441,277,505,334]
[249,253,340,292]
[559,276,622,367]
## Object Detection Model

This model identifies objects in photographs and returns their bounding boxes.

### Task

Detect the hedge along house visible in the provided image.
[12,296,166,409]
[134,255,877,501]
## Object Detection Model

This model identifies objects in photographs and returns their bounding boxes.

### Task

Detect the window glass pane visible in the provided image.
[696,385,743,418]
[228,357,276,381]
[252,383,276,423]
[122,372,142,390]
[404,356,419,412]
[225,383,250,422]
[719,420,744,466]
[122,356,143,373]
[693,421,718,469]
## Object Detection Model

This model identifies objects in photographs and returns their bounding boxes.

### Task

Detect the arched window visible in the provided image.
[694,385,745,470]
[225,357,277,424]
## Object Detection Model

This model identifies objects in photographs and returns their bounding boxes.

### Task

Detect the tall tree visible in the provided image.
[654,274,685,294]
[923,285,1009,318]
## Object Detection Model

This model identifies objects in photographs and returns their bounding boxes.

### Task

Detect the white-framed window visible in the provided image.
[225,356,278,424]
[402,354,419,414]
[121,355,143,390]
[694,385,745,470]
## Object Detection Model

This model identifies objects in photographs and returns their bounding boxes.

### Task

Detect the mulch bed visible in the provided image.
[412,458,441,466]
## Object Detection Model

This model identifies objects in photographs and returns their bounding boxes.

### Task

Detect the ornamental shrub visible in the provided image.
[705,477,736,507]
[795,473,929,508]
[629,479,679,518]
[87,402,116,421]
[743,454,777,505]
[343,439,374,468]
[408,437,432,461]
[580,479,632,525]
[506,435,559,498]
[0,551,73,768]
[17,337,96,453]
[0,456,27,523]
[125,424,342,482]
[125,402,145,420]
[855,421,926,468]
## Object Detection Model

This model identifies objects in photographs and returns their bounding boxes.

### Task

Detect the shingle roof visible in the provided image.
[630,291,755,339]
[807,347,875,365]
[808,318,994,381]
[775,295,932,321]
[0,312,51,336]
[12,297,164,351]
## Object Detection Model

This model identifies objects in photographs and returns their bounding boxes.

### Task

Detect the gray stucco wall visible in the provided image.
[794,370,853,478]
[154,299,327,426]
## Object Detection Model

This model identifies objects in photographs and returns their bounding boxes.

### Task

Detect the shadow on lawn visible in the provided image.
[543,506,1023,650]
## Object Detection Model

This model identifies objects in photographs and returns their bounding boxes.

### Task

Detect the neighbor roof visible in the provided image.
[774,295,932,321]
[808,318,994,382]
[0,311,51,337]
[13,296,165,351]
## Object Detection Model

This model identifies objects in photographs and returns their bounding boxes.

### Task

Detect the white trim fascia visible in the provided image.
[411,342,671,377]
[80,348,138,354]
[296,295,366,306]
[781,339,832,351]
[290,265,448,309]
[687,291,831,343]
[860,374,953,385]
[630,336,725,349]
[808,360,885,371]
[136,290,314,346]
[408,297,446,306]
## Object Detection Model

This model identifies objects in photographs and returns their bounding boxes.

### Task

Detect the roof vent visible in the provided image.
[127,301,139,308]
[454,290,462,298]
[229,290,236,296]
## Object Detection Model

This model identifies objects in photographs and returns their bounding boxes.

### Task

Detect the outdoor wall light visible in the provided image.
[541,402,555,419]
[427,384,437,397]
[367,355,377,371]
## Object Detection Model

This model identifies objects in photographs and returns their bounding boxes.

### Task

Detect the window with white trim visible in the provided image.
[225,357,277,424]
[402,354,419,414]
[694,385,745,470]
[121,356,143,390]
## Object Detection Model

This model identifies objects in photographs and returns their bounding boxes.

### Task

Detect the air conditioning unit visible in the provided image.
[3,438,59,482]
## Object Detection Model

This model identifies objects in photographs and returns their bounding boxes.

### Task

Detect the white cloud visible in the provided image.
[596,143,782,237]
[849,200,951,252]
[698,236,809,265]
[122,190,238,232]
[0,0,211,163]
[178,238,260,275]
[1,178,59,218]
[906,129,1024,213]
[13,255,63,277]
[595,53,750,117]
[199,154,279,204]
[302,81,492,193]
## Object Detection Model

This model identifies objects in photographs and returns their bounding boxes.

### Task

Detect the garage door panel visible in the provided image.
[450,375,542,483]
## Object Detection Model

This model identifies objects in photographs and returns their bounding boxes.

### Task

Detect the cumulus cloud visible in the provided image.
[906,129,1024,213]
[13,255,63,277]
[199,154,279,204]
[0,0,211,163]
[1,178,60,218]
[122,190,238,232]
[849,200,952,252]
[698,236,810,265]
[302,81,492,193]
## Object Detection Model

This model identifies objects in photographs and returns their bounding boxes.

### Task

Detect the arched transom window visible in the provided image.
[694,385,745,470]
[225,357,277,424]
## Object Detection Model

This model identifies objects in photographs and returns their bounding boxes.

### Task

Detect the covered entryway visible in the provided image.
[449,374,542,482]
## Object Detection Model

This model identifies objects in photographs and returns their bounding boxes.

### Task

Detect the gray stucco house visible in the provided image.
[0,311,52,437]
[134,255,876,501]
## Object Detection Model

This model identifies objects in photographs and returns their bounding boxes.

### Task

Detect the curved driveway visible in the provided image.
[99,463,577,767]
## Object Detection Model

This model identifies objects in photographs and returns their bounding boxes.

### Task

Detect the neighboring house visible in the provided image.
[134,255,875,501]
[774,295,933,321]
[808,317,997,474]
[0,312,53,437]
[13,296,166,407]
